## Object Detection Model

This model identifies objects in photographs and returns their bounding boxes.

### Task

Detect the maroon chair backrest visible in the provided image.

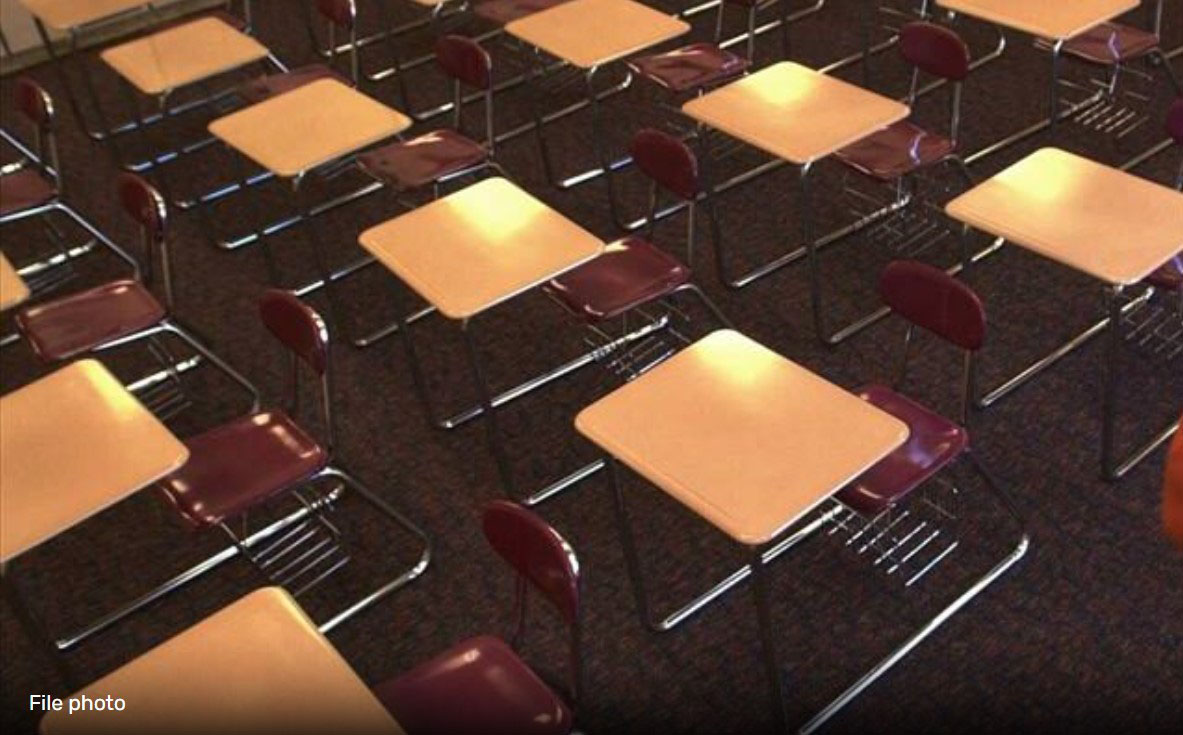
[630,128,700,201]
[879,260,986,351]
[435,35,492,90]
[899,22,971,81]
[1167,97,1183,144]
[316,0,355,28]
[116,173,166,243]
[259,289,330,375]
[482,500,580,625]
[14,76,53,129]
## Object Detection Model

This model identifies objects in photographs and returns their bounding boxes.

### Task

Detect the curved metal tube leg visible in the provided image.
[519,288,730,507]
[315,465,432,634]
[1,201,137,281]
[397,304,442,428]
[54,494,339,650]
[217,179,386,251]
[460,319,516,497]
[751,543,788,734]
[976,288,1152,409]
[608,457,657,627]
[162,319,261,413]
[800,453,1030,734]
[585,65,626,230]
[527,54,635,198]
[1098,286,1180,481]
[352,303,438,349]
[524,458,607,507]
[51,202,141,278]
[1100,285,1123,479]
[963,34,1112,165]
[608,456,834,634]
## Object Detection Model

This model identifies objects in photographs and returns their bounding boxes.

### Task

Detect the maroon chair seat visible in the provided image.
[0,168,56,216]
[15,280,166,361]
[544,237,691,322]
[372,634,573,735]
[835,384,968,516]
[834,120,955,181]
[357,130,487,190]
[159,410,328,528]
[472,0,571,25]
[1062,22,1160,63]
[628,43,750,93]
[237,64,350,105]
[1146,253,1182,292]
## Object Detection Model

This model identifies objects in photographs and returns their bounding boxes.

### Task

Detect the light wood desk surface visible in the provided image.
[359,177,604,319]
[947,148,1183,286]
[40,587,405,735]
[507,0,689,69]
[209,79,412,178]
[20,0,147,31]
[682,62,910,166]
[100,16,268,95]
[937,0,1139,40]
[1,360,188,564]
[576,330,909,545]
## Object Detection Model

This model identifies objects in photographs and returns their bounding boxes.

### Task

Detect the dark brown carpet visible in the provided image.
[1,1,1181,733]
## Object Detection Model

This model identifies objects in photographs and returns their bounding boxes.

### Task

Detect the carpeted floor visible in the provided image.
[1,1,1181,733]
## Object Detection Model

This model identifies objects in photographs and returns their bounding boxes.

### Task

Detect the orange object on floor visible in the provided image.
[1165,420,1183,549]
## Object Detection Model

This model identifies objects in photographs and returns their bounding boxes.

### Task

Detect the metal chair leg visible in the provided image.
[607,456,657,627]
[751,542,788,734]
[460,318,516,497]
[51,202,142,277]
[520,282,733,507]
[745,8,757,66]
[947,154,975,189]
[1151,49,1182,95]
[607,455,834,633]
[673,282,735,329]
[422,327,656,431]
[709,159,911,292]
[217,177,386,251]
[0,201,141,279]
[315,465,432,633]
[816,157,984,346]
[974,284,1153,410]
[292,175,349,335]
[799,449,1029,733]
[1097,285,1181,480]
[801,522,1028,731]
[398,299,444,428]
[524,458,608,507]
[90,320,260,416]
[161,319,261,413]
[351,303,438,349]
[525,51,636,200]
[396,292,690,511]
[54,490,343,650]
